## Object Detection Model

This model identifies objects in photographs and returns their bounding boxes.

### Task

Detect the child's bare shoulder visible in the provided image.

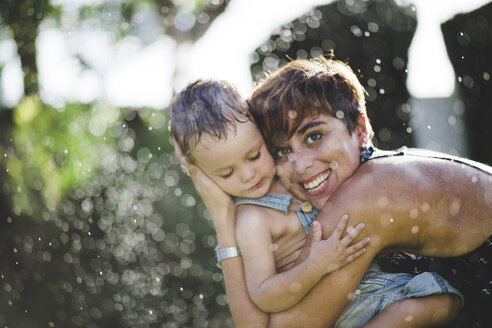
[235,204,275,237]
[236,204,271,247]
[236,204,271,224]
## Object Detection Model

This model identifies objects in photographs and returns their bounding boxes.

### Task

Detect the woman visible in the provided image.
[177,57,492,327]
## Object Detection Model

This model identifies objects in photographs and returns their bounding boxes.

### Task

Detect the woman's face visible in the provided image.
[272,114,366,209]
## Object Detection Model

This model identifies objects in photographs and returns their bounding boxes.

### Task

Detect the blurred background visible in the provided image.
[0,0,491,327]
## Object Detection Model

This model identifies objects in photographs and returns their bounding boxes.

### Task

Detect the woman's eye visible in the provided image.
[275,148,290,159]
[306,132,322,144]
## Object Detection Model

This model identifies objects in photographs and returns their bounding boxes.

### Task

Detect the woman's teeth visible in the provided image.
[303,170,330,191]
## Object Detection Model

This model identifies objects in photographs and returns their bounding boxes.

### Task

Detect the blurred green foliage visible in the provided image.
[5,97,120,216]
[0,0,234,327]
[1,103,234,326]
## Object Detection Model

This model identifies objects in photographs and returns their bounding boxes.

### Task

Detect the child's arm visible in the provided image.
[236,209,370,313]
[362,294,462,328]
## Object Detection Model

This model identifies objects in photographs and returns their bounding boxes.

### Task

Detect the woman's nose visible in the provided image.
[293,150,314,174]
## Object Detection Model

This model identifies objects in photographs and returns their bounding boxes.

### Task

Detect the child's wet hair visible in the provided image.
[170,79,250,159]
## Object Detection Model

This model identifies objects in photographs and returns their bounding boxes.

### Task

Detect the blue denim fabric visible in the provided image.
[334,262,464,328]
[235,193,318,233]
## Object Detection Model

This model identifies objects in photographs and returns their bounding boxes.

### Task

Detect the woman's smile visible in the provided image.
[301,169,331,196]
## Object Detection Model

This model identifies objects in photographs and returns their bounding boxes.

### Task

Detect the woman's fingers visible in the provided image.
[172,138,187,163]
[188,165,218,194]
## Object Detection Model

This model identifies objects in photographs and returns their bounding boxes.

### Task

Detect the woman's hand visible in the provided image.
[173,139,235,236]
[308,216,370,274]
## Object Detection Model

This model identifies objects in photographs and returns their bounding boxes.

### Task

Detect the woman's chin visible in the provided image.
[312,195,331,210]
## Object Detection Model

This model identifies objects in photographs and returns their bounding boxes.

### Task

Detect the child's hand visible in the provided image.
[172,138,235,229]
[308,215,370,274]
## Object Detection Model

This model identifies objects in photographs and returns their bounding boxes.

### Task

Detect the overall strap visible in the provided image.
[235,193,292,213]
[235,194,318,233]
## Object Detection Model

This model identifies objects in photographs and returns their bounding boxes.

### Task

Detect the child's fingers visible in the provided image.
[345,247,367,263]
[345,237,371,255]
[341,222,365,246]
[330,215,349,239]
[311,221,322,244]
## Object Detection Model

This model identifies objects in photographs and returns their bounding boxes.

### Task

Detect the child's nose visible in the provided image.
[240,166,256,183]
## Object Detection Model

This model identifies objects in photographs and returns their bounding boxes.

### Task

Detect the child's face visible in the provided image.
[190,120,275,199]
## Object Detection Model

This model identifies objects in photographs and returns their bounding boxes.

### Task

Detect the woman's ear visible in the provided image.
[355,113,369,147]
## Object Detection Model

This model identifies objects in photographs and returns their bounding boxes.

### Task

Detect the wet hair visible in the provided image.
[249,57,373,150]
[170,79,250,160]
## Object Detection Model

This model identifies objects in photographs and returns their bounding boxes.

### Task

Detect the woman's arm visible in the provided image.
[174,140,269,327]
[185,164,270,327]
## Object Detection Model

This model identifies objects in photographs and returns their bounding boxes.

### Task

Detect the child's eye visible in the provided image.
[249,151,261,161]
[220,170,233,179]
[306,132,322,144]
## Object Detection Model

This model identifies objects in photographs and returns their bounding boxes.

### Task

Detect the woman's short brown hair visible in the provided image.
[249,57,373,150]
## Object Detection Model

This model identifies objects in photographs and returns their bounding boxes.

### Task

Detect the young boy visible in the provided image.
[170,79,463,327]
